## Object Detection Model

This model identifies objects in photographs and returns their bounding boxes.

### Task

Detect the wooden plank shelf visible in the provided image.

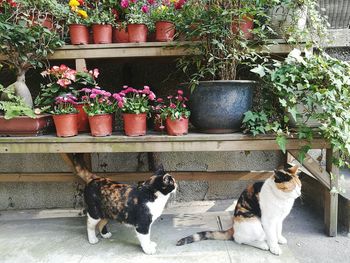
[0,132,330,153]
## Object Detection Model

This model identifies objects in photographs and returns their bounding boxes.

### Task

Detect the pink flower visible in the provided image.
[89,68,99,78]
[52,66,59,72]
[182,103,187,108]
[147,0,155,4]
[82,95,88,100]
[121,0,129,8]
[177,89,184,95]
[81,88,91,93]
[104,92,111,97]
[57,78,71,88]
[113,93,122,101]
[156,98,164,103]
[167,95,173,99]
[143,85,150,94]
[123,85,128,89]
[148,92,156,101]
[159,125,165,129]
[59,64,68,71]
[141,5,149,13]
[92,88,103,95]
[177,95,183,102]
[90,94,97,99]
[170,103,176,109]
[118,101,124,108]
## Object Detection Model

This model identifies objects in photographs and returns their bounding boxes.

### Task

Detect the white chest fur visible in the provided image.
[146,192,170,222]
[259,179,295,220]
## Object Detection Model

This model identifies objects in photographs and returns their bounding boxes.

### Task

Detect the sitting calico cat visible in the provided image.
[72,154,176,255]
[177,166,301,256]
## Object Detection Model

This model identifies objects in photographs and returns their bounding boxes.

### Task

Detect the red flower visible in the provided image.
[169,103,176,109]
[141,5,149,13]
[177,89,184,95]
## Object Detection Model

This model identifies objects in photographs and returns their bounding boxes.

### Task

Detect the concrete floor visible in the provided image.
[0,200,349,263]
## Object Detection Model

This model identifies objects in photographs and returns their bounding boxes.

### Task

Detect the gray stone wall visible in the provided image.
[0,151,282,209]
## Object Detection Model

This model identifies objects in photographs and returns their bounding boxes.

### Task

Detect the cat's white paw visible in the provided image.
[88,236,99,244]
[259,242,269,251]
[142,242,157,255]
[269,244,282,256]
[278,236,287,245]
[101,232,112,239]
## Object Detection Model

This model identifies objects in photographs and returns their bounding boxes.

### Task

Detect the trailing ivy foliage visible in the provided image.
[244,50,350,166]
[0,84,35,119]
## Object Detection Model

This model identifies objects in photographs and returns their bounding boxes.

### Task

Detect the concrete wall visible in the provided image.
[0,151,282,209]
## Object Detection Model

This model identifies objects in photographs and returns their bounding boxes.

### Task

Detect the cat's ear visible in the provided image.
[288,165,299,175]
[154,164,165,176]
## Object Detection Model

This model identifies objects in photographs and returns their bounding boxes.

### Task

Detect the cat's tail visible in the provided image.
[176,227,234,246]
[63,153,98,183]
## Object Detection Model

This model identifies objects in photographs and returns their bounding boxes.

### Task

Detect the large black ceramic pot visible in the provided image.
[187,80,255,133]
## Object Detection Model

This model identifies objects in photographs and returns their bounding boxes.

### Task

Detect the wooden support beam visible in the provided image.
[75,58,87,71]
[0,171,273,183]
[288,150,330,189]
[324,149,339,237]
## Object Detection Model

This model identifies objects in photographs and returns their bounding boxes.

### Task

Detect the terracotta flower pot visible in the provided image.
[53,114,78,137]
[127,24,148,43]
[155,21,175,42]
[123,113,147,136]
[92,24,112,44]
[0,115,52,137]
[113,23,129,43]
[74,104,90,132]
[88,114,113,137]
[232,15,254,39]
[69,24,90,45]
[166,117,189,136]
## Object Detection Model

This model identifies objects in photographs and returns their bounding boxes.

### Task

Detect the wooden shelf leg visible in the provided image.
[75,58,87,71]
[324,148,339,237]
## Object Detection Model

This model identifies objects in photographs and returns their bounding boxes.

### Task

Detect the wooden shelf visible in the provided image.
[0,132,330,153]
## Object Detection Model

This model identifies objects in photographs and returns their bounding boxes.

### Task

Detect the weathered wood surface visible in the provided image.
[324,149,339,237]
[0,133,330,153]
[0,171,273,183]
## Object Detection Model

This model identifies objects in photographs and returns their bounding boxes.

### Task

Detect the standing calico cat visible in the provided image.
[177,166,301,255]
[72,154,176,255]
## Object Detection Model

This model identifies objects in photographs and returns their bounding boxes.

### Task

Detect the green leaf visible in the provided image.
[276,135,287,154]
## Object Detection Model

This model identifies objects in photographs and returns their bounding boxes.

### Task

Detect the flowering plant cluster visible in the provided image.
[115,85,156,114]
[51,94,78,115]
[151,0,187,23]
[81,88,118,116]
[158,89,190,120]
[121,0,154,26]
[87,1,116,25]
[36,64,99,108]
[67,0,89,25]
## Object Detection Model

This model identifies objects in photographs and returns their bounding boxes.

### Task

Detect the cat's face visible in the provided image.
[149,164,177,195]
[273,166,301,199]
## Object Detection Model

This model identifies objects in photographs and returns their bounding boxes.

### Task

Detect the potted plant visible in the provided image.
[116,85,156,136]
[51,94,79,137]
[121,0,153,43]
[0,1,64,108]
[0,83,52,136]
[159,89,190,136]
[150,0,187,42]
[104,1,129,43]
[81,88,117,137]
[244,50,350,165]
[177,0,269,133]
[66,0,90,44]
[36,64,99,132]
[88,1,115,44]
[267,0,329,46]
